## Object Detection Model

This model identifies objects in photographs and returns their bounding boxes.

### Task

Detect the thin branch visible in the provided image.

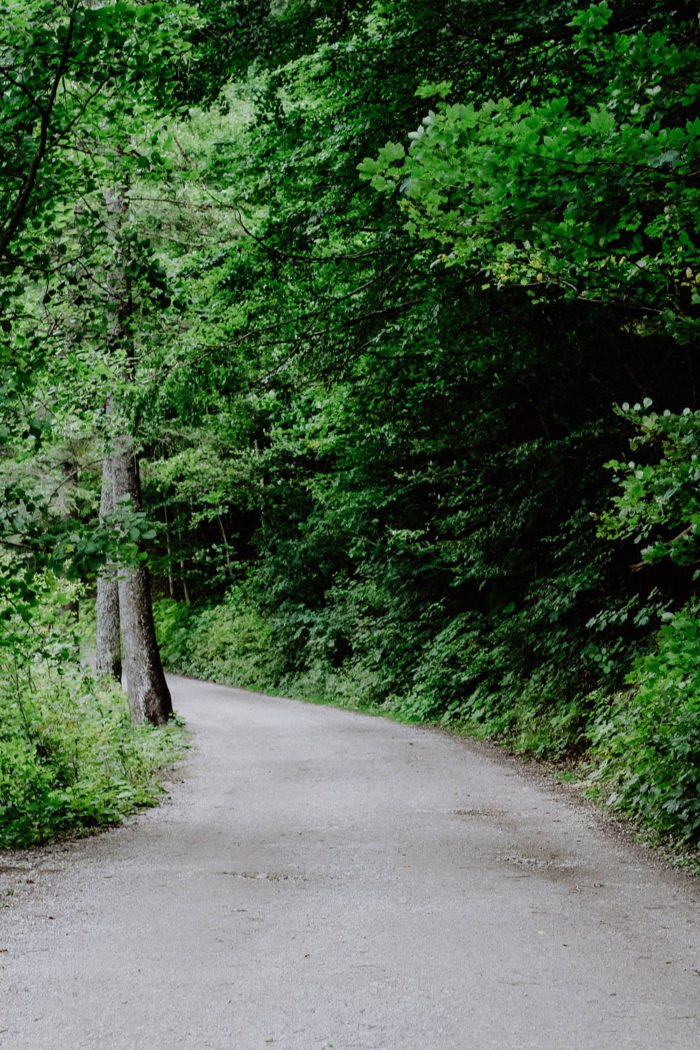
[0,66,46,118]
[127,192,414,263]
[0,2,80,262]
[630,523,697,571]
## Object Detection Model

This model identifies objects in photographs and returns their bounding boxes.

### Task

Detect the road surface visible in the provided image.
[1,676,698,1049]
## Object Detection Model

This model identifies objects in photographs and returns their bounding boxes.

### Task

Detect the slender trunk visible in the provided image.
[59,457,80,650]
[177,528,191,604]
[181,566,191,605]
[113,438,172,725]
[95,453,122,682]
[0,4,79,265]
[217,512,233,579]
[163,503,176,599]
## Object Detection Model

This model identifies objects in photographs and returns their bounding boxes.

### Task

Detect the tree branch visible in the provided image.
[0,2,79,263]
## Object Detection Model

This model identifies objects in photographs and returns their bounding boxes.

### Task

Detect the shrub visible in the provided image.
[153,592,286,690]
[1,587,187,849]
[588,606,700,842]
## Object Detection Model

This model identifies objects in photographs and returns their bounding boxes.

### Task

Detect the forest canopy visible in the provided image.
[1,0,699,848]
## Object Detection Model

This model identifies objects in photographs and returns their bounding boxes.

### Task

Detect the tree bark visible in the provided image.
[112,438,172,725]
[95,453,122,682]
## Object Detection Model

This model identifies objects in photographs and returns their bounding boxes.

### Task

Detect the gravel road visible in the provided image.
[1,676,698,1050]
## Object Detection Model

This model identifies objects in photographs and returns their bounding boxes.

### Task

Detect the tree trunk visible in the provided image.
[95,453,122,682]
[112,438,172,725]
[217,512,233,579]
[103,179,171,725]
[177,527,191,604]
[58,457,80,656]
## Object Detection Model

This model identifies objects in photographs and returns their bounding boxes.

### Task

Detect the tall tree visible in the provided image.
[0,1,198,718]
[101,176,171,723]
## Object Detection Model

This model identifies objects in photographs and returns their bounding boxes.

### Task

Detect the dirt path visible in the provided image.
[1,676,698,1049]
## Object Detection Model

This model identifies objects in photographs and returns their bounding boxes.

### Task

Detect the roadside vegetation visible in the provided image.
[0,584,186,849]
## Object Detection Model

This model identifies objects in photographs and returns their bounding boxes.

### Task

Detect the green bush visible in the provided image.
[0,655,187,849]
[588,606,700,842]
[153,592,286,690]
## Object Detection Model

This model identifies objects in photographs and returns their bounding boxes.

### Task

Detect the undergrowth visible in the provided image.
[584,607,700,843]
[1,597,187,849]
[153,594,286,690]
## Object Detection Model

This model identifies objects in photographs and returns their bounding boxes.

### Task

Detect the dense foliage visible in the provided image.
[2,0,699,847]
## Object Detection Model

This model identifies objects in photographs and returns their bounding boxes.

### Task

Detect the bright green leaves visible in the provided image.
[357,141,405,191]
[587,105,615,137]
[601,404,700,568]
[377,141,406,165]
[0,0,200,274]
[570,0,612,44]
[0,0,214,622]
[358,8,700,340]
[415,80,452,100]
